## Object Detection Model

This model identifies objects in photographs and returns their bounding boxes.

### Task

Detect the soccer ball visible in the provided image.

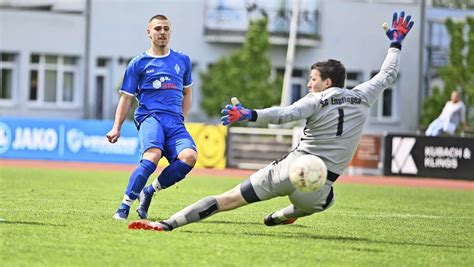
[288,154,327,192]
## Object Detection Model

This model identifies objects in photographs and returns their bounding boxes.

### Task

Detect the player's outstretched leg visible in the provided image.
[263,205,312,226]
[130,184,248,231]
[113,159,157,221]
[136,159,193,219]
[131,196,220,231]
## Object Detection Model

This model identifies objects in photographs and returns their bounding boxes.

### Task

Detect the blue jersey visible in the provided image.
[120,49,193,123]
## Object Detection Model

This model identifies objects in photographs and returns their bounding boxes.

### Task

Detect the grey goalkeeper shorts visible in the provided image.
[240,150,336,213]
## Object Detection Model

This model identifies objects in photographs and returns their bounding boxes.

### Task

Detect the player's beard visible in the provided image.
[155,39,168,48]
[151,34,168,47]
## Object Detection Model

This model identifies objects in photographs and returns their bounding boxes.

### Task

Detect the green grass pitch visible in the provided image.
[0,166,473,266]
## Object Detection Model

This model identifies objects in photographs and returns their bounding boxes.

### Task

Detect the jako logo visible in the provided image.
[0,122,12,154]
[391,137,418,174]
[11,127,58,151]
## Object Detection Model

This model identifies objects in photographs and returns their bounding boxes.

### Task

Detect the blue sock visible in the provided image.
[119,203,130,211]
[146,160,193,192]
[124,159,157,201]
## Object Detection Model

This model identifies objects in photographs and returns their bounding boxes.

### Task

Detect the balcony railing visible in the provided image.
[204,0,321,46]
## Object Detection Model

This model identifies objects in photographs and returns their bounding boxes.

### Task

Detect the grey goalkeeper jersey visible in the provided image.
[255,48,400,174]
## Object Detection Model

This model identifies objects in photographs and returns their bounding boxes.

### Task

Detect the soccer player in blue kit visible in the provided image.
[106,14,198,220]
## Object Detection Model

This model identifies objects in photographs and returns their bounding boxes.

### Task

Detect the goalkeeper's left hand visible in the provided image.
[382,11,414,50]
[221,98,253,126]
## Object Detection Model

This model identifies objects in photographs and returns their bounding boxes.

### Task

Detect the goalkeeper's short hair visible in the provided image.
[311,59,346,88]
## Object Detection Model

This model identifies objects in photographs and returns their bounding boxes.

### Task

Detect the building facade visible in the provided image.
[424,7,474,97]
[1,0,423,134]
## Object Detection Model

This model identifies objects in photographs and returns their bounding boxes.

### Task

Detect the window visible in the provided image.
[427,20,450,68]
[63,72,74,102]
[96,58,108,67]
[371,88,393,117]
[345,71,362,89]
[369,71,398,121]
[118,57,133,66]
[277,68,306,104]
[1,69,13,99]
[29,54,79,105]
[95,57,112,119]
[0,52,17,102]
[29,70,38,100]
[45,70,57,102]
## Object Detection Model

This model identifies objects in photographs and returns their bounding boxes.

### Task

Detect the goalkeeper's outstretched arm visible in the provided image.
[254,94,319,125]
[221,95,319,126]
[352,11,414,107]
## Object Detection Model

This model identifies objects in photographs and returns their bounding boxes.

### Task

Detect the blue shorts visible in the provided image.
[138,113,197,162]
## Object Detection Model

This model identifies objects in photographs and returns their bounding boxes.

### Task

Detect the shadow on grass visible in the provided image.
[179,228,470,249]
[2,220,66,227]
[199,220,309,228]
[147,217,167,221]
[145,218,309,228]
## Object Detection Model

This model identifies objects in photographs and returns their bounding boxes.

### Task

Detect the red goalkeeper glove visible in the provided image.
[221,99,253,126]
[383,11,414,49]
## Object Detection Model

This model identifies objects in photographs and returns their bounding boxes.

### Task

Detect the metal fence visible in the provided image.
[226,127,295,169]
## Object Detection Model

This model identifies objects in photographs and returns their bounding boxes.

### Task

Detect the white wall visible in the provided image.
[0,9,85,118]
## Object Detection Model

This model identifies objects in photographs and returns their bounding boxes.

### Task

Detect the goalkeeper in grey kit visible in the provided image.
[128,11,414,232]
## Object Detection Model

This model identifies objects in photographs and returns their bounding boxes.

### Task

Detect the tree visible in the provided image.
[200,17,282,118]
[421,17,474,128]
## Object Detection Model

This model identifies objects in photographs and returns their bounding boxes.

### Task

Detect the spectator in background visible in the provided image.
[425,91,467,136]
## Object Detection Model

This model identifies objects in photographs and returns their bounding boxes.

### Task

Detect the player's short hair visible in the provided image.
[311,59,346,88]
[149,14,169,22]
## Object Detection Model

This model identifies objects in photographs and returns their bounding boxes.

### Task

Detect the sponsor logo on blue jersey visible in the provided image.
[152,76,176,90]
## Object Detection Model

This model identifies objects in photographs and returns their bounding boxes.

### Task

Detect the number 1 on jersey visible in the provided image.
[336,109,344,136]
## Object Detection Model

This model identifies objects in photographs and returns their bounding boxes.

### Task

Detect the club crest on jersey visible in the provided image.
[174,64,180,74]
[320,99,329,108]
